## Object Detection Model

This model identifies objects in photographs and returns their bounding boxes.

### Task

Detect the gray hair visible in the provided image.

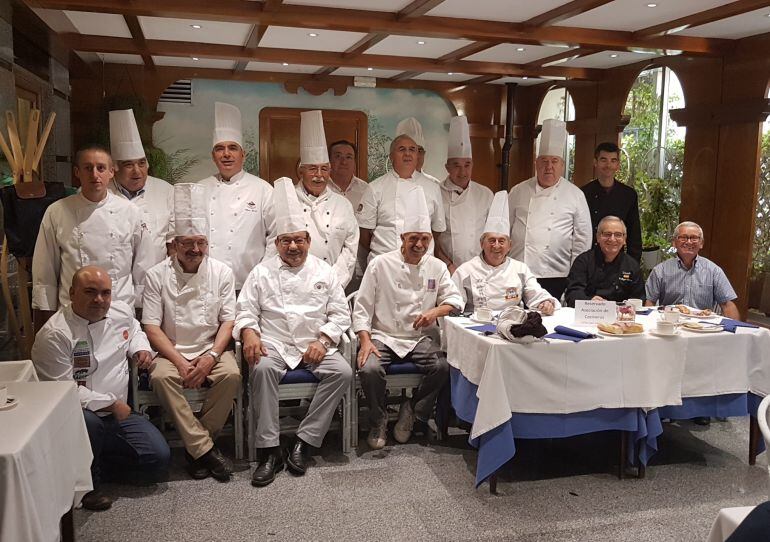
[479,232,511,244]
[389,134,418,155]
[597,215,626,235]
[673,221,704,239]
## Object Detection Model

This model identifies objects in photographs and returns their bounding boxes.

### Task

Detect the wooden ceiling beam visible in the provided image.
[23,0,731,55]
[634,0,770,39]
[61,33,604,79]
[233,23,268,72]
[343,32,387,58]
[436,41,493,63]
[123,14,154,69]
[262,0,284,10]
[523,0,615,27]
[396,0,445,20]
[390,71,421,81]
[524,47,598,67]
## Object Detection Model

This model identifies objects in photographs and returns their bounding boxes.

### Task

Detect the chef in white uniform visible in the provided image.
[452,191,558,314]
[32,265,169,511]
[32,145,153,327]
[396,117,441,184]
[508,119,591,300]
[328,139,368,213]
[354,187,463,450]
[108,109,174,266]
[437,116,494,274]
[264,110,358,287]
[358,134,446,262]
[142,183,241,483]
[197,102,275,290]
[236,178,352,486]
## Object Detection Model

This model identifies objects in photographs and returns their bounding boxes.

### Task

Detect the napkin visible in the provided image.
[468,324,497,334]
[545,326,596,343]
[635,308,653,316]
[717,318,760,333]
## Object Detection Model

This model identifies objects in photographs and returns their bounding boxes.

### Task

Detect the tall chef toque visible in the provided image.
[538,118,567,158]
[483,191,510,236]
[273,177,307,236]
[299,110,329,166]
[109,109,145,162]
[395,117,425,148]
[447,115,472,159]
[402,185,431,234]
[174,183,208,237]
[212,102,243,148]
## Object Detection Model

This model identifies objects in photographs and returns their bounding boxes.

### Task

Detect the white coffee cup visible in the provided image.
[662,309,680,324]
[656,320,676,335]
[627,298,643,310]
[0,385,7,406]
[474,308,493,322]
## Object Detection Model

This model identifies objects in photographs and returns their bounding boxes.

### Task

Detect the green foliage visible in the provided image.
[753,131,770,276]
[367,113,391,180]
[242,128,260,176]
[144,145,199,184]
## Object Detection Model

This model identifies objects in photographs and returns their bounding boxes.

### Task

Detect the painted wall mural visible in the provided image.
[153,79,455,183]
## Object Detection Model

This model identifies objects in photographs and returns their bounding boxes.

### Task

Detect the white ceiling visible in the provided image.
[152,56,236,69]
[465,43,568,64]
[411,72,475,82]
[365,35,473,58]
[332,67,404,78]
[63,10,131,38]
[427,0,567,23]
[244,61,321,74]
[555,0,735,32]
[259,26,368,52]
[559,50,661,69]
[95,53,144,65]
[283,0,412,10]
[138,17,253,47]
[676,8,770,39]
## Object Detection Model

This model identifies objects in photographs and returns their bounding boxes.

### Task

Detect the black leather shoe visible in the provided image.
[286,438,308,475]
[81,489,113,511]
[199,447,233,482]
[252,448,284,487]
[185,451,211,480]
[693,416,711,426]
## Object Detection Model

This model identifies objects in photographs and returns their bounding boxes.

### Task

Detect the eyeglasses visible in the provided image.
[177,239,208,249]
[676,235,701,243]
[278,236,308,247]
[302,165,330,175]
[599,232,625,239]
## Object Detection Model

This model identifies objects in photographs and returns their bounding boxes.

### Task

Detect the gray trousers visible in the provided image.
[358,338,449,427]
[250,344,352,449]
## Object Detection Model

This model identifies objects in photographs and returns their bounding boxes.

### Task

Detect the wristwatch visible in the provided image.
[318,337,332,349]
[207,350,221,361]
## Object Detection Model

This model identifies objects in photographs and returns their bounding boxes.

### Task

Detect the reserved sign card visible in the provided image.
[574,300,617,325]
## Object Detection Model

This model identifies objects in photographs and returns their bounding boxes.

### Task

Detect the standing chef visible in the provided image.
[395,117,441,184]
[508,119,591,300]
[437,115,493,274]
[197,102,275,290]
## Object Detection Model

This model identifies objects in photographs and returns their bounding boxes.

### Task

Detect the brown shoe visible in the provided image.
[81,489,113,511]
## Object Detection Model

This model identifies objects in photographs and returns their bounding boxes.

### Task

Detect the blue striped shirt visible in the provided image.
[645,255,737,309]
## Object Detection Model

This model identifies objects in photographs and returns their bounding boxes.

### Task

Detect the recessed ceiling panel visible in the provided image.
[139,17,253,46]
[63,10,132,38]
[284,0,412,10]
[152,56,236,69]
[676,8,770,39]
[364,35,473,59]
[411,72,475,82]
[465,43,570,64]
[259,26,368,52]
[333,67,403,78]
[244,61,322,74]
[95,53,144,65]
[559,50,661,69]
[427,0,566,23]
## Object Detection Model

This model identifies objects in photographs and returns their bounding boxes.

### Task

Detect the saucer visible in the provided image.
[649,329,680,338]
[0,396,18,411]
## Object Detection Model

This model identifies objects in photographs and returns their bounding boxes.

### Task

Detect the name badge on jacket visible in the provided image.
[426,278,436,292]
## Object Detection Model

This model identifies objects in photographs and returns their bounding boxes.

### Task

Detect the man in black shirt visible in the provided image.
[565,216,645,306]
[581,142,642,261]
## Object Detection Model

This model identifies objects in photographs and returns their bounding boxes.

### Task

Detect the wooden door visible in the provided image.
[259,107,368,183]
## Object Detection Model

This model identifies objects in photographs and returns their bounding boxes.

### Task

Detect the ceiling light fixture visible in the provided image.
[192,57,199,61]
[417,40,426,45]
[367,67,373,71]
[646,3,657,7]
[282,62,289,66]
[447,72,454,75]
[610,53,619,58]
[308,32,318,37]
[516,47,525,52]
[190,24,202,29]
[522,76,528,80]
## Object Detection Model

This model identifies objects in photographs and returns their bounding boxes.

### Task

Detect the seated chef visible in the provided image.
[564,215,645,306]
[353,187,463,450]
[31,266,170,511]
[235,178,352,487]
[142,183,241,483]
[452,191,558,314]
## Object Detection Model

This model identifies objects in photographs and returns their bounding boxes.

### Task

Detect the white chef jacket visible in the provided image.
[109,175,174,267]
[508,177,592,278]
[329,176,368,218]
[357,170,446,260]
[451,255,561,312]
[233,254,350,370]
[32,192,153,310]
[438,178,494,268]
[264,184,359,287]
[31,300,150,413]
[142,256,235,360]
[419,170,442,184]
[352,249,463,358]
[198,169,275,290]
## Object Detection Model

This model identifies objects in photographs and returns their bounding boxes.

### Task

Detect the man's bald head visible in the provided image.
[70,266,112,323]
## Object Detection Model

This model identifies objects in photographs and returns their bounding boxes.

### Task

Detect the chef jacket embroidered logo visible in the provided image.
[72,339,91,381]
[427,278,436,291]
[505,287,519,300]
[314,281,327,291]
[356,203,363,212]
[619,271,632,283]
[122,329,129,341]
[245,201,258,212]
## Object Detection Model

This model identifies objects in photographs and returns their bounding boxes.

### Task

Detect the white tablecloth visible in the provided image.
[445,308,770,440]
[0,359,38,383]
[0,381,93,542]
[706,506,755,542]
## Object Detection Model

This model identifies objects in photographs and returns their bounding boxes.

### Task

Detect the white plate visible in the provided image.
[0,396,18,410]
[681,324,724,333]
[597,329,645,337]
[469,316,495,324]
[679,312,721,321]
[648,329,680,338]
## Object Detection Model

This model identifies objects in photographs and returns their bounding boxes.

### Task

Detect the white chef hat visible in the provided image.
[447,115,472,159]
[402,185,431,234]
[174,183,207,237]
[212,102,243,148]
[483,191,510,236]
[273,177,308,236]
[300,110,329,165]
[109,109,145,161]
[538,118,567,158]
[395,117,425,149]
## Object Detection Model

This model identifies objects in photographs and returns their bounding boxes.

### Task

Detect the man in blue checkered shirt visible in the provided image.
[644,221,740,320]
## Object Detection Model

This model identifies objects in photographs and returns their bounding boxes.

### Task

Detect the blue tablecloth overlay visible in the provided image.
[450,367,663,488]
